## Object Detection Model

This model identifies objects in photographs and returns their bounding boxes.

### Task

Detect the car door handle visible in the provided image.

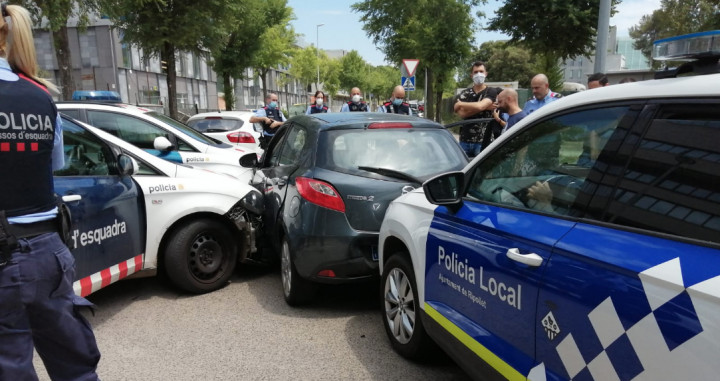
[506,248,543,267]
[62,194,82,203]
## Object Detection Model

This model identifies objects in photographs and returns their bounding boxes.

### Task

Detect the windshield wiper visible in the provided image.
[358,166,423,185]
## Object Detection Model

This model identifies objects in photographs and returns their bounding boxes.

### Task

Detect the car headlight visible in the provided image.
[239,189,264,215]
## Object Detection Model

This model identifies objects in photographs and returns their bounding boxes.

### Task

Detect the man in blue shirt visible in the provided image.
[523,74,563,114]
[377,86,413,115]
[340,87,369,112]
[494,89,527,134]
[249,92,286,148]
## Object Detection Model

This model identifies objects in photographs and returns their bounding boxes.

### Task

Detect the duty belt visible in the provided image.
[0,214,59,267]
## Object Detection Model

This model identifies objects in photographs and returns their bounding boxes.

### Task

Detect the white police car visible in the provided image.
[379,31,720,380]
[57,102,258,179]
[56,115,263,296]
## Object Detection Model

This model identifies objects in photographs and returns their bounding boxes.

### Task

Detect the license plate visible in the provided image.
[371,245,378,261]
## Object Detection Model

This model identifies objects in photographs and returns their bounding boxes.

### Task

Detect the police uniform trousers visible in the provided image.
[0,232,100,381]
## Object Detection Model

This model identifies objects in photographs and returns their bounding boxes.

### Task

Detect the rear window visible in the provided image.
[317,128,467,180]
[187,118,244,133]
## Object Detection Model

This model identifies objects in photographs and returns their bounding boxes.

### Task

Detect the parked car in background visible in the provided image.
[57,102,255,179]
[241,112,467,305]
[378,31,720,380]
[186,111,262,154]
[57,115,264,296]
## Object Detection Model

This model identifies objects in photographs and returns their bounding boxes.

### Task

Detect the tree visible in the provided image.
[12,0,98,100]
[251,0,295,102]
[210,0,266,110]
[630,0,720,68]
[321,58,342,107]
[98,0,237,119]
[288,46,320,96]
[352,0,479,122]
[472,41,537,88]
[338,50,369,93]
[366,65,397,104]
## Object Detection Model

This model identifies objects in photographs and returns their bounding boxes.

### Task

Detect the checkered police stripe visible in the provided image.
[555,258,720,380]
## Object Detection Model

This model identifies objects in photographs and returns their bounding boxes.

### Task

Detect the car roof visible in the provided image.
[519,73,720,124]
[297,112,445,130]
[187,111,255,121]
[57,102,157,115]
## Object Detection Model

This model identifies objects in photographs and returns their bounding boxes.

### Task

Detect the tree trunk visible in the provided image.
[259,69,268,102]
[52,25,74,100]
[223,73,234,111]
[425,68,435,121]
[163,42,178,119]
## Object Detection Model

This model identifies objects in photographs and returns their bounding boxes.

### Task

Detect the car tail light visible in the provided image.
[227,131,256,144]
[295,177,345,213]
[368,122,413,129]
[317,270,336,277]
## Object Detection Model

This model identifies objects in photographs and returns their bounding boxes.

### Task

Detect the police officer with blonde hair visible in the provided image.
[0,3,101,379]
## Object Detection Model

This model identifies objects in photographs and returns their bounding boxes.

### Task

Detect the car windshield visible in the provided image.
[187,118,244,133]
[146,111,219,145]
[318,128,467,180]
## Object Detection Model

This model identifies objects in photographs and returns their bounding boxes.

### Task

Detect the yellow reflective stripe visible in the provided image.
[424,303,526,381]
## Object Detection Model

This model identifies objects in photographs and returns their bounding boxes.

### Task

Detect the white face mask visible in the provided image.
[473,73,486,85]
[352,94,361,103]
[316,98,323,106]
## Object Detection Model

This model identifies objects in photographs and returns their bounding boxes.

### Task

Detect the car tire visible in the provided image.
[164,219,237,294]
[281,238,317,306]
[381,253,437,360]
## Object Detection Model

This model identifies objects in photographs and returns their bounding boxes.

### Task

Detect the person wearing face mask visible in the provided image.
[378,85,413,115]
[340,87,369,112]
[250,92,286,148]
[453,61,502,157]
[306,90,329,115]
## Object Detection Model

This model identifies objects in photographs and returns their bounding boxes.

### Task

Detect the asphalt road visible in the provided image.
[33,265,470,380]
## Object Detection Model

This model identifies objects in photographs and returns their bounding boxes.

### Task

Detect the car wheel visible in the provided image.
[164,219,237,294]
[281,238,317,306]
[381,253,437,360]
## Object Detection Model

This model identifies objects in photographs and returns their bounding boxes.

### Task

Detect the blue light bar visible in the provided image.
[652,30,720,61]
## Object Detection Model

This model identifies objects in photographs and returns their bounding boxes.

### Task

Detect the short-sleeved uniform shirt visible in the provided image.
[457,85,501,143]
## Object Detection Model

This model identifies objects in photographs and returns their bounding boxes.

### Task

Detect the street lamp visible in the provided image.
[316,23,324,90]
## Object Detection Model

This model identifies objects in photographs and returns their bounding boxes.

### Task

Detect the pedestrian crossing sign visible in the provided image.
[401,76,415,91]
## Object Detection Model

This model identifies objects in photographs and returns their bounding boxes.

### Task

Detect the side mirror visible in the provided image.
[153,136,174,151]
[423,171,464,208]
[117,154,138,176]
[239,152,258,168]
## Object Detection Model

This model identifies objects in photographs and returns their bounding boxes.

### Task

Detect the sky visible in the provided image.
[287,0,662,67]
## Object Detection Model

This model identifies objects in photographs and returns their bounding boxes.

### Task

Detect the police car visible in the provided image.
[56,115,263,296]
[57,102,258,179]
[378,31,720,380]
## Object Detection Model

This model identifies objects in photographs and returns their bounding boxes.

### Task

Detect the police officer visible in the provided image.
[340,87,369,112]
[306,90,329,115]
[378,85,413,115]
[0,4,101,380]
[249,91,286,148]
[523,73,563,114]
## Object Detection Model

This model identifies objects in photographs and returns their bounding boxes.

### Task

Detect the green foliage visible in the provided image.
[352,0,480,120]
[338,50,370,93]
[487,0,620,60]
[472,41,538,88]
[630,0,720,68]
[288,46,322,90]
[322,58,342,102]
[251,0,295,100]
[13,0,96,31]
[366,65,397,101]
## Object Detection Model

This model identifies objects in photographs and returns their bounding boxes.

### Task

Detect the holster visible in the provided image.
[0,210,18,267]
[55,197,73,246]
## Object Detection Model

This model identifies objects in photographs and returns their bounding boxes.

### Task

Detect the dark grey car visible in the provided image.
[245,113,468,305]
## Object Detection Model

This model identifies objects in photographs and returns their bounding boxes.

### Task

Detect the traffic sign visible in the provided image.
[402,59,419,77]
[401,76,415,91]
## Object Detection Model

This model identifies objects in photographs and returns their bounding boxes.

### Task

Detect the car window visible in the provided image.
[278,125,308,166]
[187,118,243,132]
[602,103,720,244]
[55,117,113,176]
[60,109,82,120]
[465,106,630,216]
[318,129,466,179]
[147,112,219,145]
[87,110,195,152]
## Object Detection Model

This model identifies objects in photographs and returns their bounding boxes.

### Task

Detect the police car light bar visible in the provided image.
[653,30,720,61]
